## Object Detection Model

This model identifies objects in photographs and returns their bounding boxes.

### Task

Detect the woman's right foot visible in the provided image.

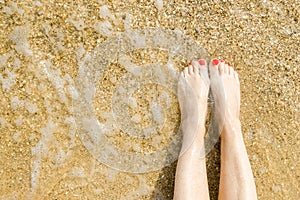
[208,59,241,137]
[209,59,258,200]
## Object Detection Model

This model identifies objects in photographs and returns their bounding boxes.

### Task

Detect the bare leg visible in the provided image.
[173,60,210,200]
[209,59,258,200]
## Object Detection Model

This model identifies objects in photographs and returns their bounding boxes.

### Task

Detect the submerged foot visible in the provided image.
[177,59,210,139]
[209,59,241,136]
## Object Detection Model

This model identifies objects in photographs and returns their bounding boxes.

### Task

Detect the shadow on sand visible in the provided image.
[151,139,221,200]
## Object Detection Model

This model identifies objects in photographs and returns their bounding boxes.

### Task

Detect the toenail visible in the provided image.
[198,59,205,65]
[212,59,219,66]
[220,60,225,63]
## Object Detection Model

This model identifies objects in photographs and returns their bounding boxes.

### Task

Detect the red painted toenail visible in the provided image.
[199,59,205,65]
[212,59,219,66]
[220,60,225,62]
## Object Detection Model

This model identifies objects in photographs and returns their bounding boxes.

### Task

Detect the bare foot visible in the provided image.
[174,59,210,200]
[209,59,258,200]
[209,59,240,136]
[178,60,209,149]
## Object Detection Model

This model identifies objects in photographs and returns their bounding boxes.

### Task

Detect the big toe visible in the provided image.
[209,59,220,78]
[233,68,240,85]
[195,59,209,83]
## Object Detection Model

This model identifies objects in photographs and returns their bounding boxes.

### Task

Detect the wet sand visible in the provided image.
[0,0,299,199]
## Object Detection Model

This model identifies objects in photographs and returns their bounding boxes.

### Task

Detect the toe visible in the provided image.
[224,63,229,74]
[188,65,194,75]
[229,66,234,75]
[179,71,184,81]
[198,59,209,82]
[234,71,240,84]
[191,59,200,73]
[184,67,189,77]
[198,59,206,66]
[209,59,220,77]
[180,71,184,77]
[218,61,225,74]
[193,65,199,74]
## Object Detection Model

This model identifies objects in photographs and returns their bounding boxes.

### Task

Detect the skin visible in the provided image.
[173,59,257,200]
[173,59,210,200]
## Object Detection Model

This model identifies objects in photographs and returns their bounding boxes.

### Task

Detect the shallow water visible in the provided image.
[0,0,299,199]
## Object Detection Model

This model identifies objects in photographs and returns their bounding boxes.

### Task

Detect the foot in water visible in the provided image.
[174,59,211,200]
[174,59,257,200]
[177,59,210,143]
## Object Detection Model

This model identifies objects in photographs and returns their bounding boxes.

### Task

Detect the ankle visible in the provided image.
[224,117,241,128]
[221,119,243,140]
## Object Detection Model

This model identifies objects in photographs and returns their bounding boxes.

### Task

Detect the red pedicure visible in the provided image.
[220,60,225,63]
[199,59,205,65]
[212,59,219,66]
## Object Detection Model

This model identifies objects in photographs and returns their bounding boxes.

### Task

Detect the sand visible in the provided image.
[0,0,299,199]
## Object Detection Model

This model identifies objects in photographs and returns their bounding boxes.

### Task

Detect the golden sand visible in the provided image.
[0,0,299,199]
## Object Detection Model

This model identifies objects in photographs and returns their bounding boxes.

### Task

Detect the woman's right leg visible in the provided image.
[209,59,258,200]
